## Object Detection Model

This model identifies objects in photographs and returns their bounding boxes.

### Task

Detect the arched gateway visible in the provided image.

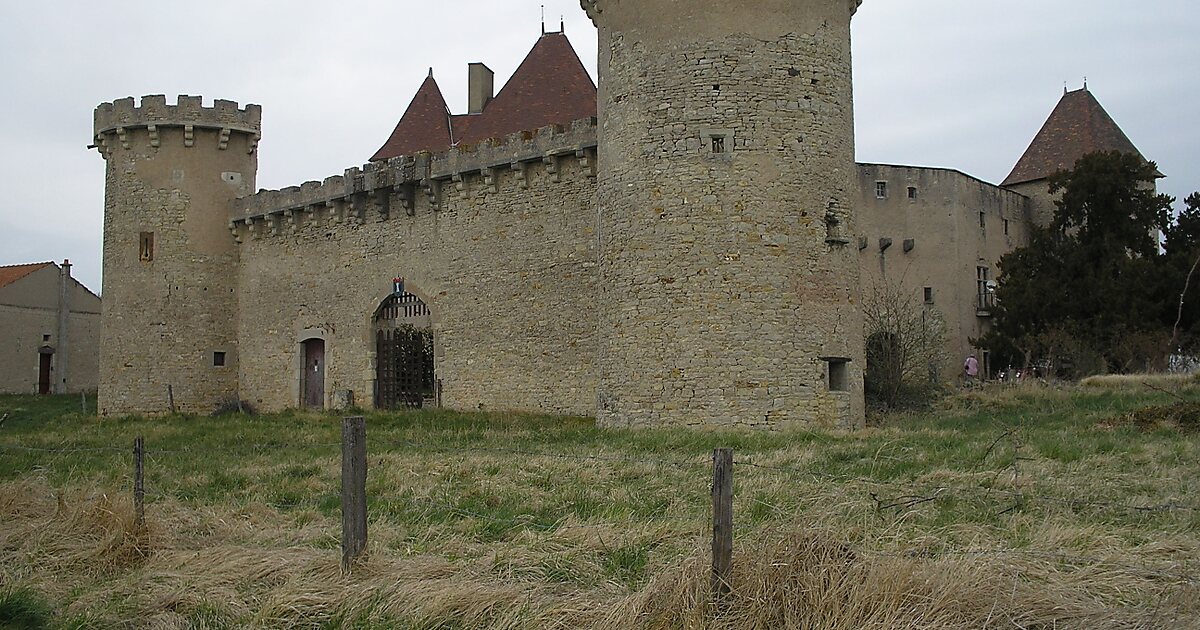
[373,290,437,409]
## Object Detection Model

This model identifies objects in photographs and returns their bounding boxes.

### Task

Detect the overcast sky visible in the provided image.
[1,0,1196,293]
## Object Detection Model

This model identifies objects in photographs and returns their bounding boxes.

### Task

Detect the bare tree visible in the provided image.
[863,281,948,408]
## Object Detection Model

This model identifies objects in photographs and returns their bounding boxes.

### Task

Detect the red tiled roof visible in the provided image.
[0,262,52,290]
[371,32,597,162]
[370,74,454,161]
[1002,88,1145,187]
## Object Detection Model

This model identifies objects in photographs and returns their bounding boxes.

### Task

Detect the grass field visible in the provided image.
[1,382,1198,629]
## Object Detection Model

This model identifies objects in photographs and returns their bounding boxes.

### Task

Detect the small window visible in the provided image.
[827,359,850,392]
[42,334,51,342]
[1004,219,1010,236]
[875,181,887,199]
[711,136,726,154]
[139,232,154,261]
[979,212,986,229]
[213,351,226,367]
[712,84,721,91]
[924,287,934,304]
[907,186,917,200]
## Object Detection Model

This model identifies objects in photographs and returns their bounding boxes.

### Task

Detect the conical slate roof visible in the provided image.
[371,31,596,161]
[1002,87,1146,187]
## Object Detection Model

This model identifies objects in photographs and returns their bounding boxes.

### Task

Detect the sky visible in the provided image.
[1,0,1196,293]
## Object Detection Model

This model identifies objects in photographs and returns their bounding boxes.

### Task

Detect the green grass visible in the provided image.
[1,385,1198,628]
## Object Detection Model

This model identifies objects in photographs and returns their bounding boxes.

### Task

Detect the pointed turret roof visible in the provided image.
[371,73,454,161]
[371,31,597,162]
[1002,87,1146,187]
[0,262,53,290]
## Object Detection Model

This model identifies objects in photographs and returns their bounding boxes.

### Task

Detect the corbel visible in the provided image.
[576,147,597,178]
[482,167,499,193]
[229,220,243,244]
[422,178,440,209]
[248,133,260,155]
[370,187,392,221]
[147,124,160,148]
[543,154,560,183]
[116,127,130,150]
[452,172,467,199]
[398,184,416,216]
[183,125,195,148]
[217,128,231,151]
[327,199,340,224]
[511,161,529,189]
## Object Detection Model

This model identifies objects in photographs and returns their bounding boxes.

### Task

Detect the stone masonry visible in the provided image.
[586,0,866,428]
[94,96,258,415]
[93,2,867,428]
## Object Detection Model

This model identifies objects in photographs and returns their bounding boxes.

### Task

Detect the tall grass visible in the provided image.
[1,386,1198,628]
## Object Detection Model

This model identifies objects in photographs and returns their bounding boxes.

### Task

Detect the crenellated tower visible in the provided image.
[584,0,866,428]
[92,95,260,415]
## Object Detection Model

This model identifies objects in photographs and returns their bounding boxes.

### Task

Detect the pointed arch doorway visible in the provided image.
[374,290,436,409]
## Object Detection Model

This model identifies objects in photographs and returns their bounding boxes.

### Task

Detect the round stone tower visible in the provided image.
[584,0,865,428]
[92,95,260,415]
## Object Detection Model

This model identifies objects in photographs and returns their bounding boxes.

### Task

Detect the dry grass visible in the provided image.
[2,390,1199,628]
[3,482,1195,629]
[1080,372,1200,390]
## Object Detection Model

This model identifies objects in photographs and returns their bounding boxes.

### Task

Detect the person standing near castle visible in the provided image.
[963,354,980,384]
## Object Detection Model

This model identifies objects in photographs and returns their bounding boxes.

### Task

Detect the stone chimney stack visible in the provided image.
[468,63,494,115]
[55,259,71,394]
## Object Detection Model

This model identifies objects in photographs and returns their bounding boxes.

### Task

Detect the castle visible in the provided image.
[91,0,1150,425]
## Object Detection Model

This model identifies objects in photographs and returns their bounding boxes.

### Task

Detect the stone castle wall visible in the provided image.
[232,121,600,414]
[855,164,1034,377]
[94,96,258,415]
[587,0,865,428]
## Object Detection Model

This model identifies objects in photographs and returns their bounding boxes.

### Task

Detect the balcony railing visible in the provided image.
[977,292,995,315]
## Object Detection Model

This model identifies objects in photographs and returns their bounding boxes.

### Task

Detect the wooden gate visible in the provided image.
[374,293,435,409]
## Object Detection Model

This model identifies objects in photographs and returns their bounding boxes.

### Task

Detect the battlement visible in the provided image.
[93,95,261,156]
[95,95,261,136]
[232,117,597,238]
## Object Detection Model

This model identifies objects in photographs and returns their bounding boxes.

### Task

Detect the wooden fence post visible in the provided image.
[711,447,734,600]
[133,435,145,531]
[341,416,368,570]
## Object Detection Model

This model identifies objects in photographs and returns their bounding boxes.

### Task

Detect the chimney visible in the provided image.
[468,63,494,115]
[55,259,72,394]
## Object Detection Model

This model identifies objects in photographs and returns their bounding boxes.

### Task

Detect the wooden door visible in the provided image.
[302,339,325,409]
[38,353,52,395]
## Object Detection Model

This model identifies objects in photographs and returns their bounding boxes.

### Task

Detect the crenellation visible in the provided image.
[232,120,599,240]
[93,95,262,149]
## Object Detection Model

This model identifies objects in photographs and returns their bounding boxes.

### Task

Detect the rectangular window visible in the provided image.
[924,287,934,304]
[827,359,850,392]
[907,186,917,199]
[1004,219,1010,235]
[139,232,154,262]
[979,212,986,230]
[213,351,226,367]
[875,181,888,199]
[977,266,993,310]
[711,136,726,154]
